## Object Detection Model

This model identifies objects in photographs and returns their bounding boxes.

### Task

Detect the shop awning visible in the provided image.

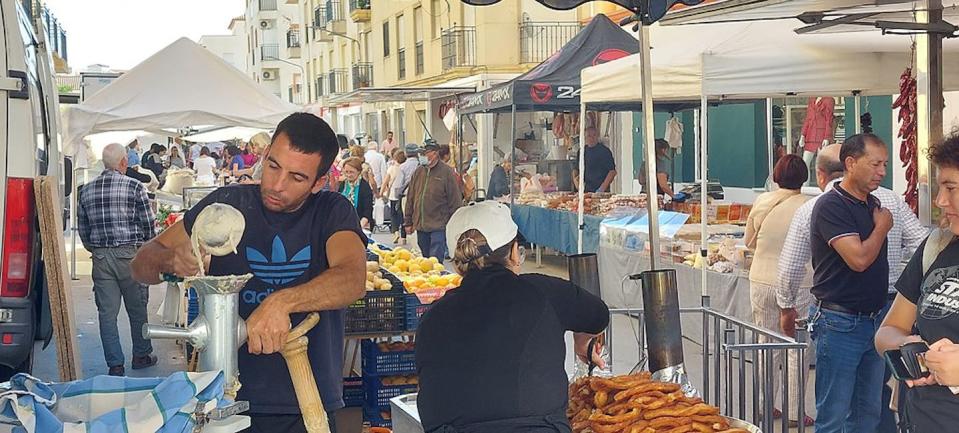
[456,14,640,115]
[661,0,959,29]
[326,87,475,105]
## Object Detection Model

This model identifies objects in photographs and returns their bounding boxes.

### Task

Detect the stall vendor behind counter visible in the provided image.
[573,127,616,193]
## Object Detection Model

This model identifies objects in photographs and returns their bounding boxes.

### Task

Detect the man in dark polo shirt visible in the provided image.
[808,133,894,433]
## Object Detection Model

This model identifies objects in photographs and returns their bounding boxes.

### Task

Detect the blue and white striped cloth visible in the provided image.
[0,371,225,433]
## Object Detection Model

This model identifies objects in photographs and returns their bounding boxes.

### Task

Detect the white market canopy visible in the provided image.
[581,19,959,107]
[64,37,298,158]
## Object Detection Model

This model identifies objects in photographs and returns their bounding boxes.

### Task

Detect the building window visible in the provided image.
[431,0,443,39]
[414,7,423,42]
[382,21,390,57]
[397,14,405,50]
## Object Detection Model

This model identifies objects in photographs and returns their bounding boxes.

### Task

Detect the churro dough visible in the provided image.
[191,203,245,275]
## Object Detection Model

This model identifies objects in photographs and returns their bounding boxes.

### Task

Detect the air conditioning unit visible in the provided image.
[262,70,276,80]
[259,20,273,29]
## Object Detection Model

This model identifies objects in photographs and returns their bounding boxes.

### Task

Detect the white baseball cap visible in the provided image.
[446,200,519,258]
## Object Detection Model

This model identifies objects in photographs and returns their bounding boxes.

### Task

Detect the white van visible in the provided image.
[0,0,65,378]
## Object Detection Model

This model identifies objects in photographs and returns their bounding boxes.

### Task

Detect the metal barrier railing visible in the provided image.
[607,296,809,433]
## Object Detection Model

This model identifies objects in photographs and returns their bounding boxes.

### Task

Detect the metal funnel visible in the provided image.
[640,269,683,372]
[568,254,601,298]
[185,274,254,295]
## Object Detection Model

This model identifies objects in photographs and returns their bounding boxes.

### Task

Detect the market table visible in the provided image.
[511,204,604,255]
[597,243,754,344]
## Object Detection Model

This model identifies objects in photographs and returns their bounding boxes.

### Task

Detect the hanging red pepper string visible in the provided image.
[892,51,919,215]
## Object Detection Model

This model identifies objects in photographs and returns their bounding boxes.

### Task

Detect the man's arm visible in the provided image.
[599,169,617,193]
[131,220,202,284]
[404,170,419,228]
[448,171,464,211]
[777,210,813,337]
[831,206,893,272]
[245,230,367,355]
[656,172,674,198]
[134,184,157,242]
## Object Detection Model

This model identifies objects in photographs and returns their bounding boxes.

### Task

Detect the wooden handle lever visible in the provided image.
[281,313,330,433]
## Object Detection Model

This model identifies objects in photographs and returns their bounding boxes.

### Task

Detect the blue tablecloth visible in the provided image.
[511,204,603,255]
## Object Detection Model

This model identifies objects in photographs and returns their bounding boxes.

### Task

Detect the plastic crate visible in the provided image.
[361,339,416,376]
[343,377,364,408]
[346,277,406,335]
[363,375,419,408]
[404,294,432,331]
[362,405,393,428]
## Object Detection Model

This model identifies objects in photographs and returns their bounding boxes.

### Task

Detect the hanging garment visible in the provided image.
[665,116,684,153]
[801,97,835,152]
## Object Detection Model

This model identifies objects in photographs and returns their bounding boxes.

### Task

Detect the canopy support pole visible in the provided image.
[854,92,862,134]
[766,98,774,188]
[70,167,79,280]
[917,0,944,227]
[578,104,587,255]
[510,106,517,208]
[638,21,660,270]
[700,95,709,297]
[693,108,700,182]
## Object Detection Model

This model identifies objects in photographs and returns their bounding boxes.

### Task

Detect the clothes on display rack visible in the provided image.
[800,97,835,153]
[665,116,684,153]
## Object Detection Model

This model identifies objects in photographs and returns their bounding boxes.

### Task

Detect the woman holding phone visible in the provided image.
[876,132,959,431]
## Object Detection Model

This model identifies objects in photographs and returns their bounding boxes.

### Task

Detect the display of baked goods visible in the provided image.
[568,373,749,433]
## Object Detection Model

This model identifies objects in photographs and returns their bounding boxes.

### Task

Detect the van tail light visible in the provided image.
[1,178,36,298]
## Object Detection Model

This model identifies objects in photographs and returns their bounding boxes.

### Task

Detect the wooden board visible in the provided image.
[34,176,81,381]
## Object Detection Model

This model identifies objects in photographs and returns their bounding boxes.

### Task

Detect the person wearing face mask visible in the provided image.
[404,142,463,261]
[338,157,374,230]
[415,201,609,433]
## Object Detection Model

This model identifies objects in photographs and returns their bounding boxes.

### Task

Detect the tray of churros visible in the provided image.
[568,372,759,433]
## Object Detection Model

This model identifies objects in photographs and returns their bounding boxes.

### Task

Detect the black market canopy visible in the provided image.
[456,14,640,115]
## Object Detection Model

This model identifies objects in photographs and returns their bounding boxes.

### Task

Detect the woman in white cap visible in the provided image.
[415,200,609,433]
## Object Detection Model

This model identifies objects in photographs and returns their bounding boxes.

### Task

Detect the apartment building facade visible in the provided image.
[244,0,305,104]
[297,1,591,144]
[199,17,248,72]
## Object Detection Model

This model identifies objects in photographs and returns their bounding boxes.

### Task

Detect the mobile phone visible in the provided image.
[884,350,914,381]
[884,342,931,381]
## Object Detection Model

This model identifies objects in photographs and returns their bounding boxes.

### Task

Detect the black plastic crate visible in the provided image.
[361,339,416,376]
[346,281,406,335]
[343,376,364,408]
[363,375,419,408]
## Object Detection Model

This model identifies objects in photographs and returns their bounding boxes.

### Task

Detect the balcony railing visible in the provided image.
[349,0,370,11]
[441,27,476,72]
[519,21,582,64]
[415,42,424,75]
[261,44,280,61]
[397,48,406,80]
[349,0,371,21]
[352,63,373,90]
[55,74,80,94]
[286,30,301,48]
[325,0,343,23]
[328,68,349,94]
[259,0,277,11]
[316,75,325,97]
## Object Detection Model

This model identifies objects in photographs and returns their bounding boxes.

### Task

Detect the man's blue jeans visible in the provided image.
[91,246,153,368]
[808,303,889,433]
[417,230,447,261]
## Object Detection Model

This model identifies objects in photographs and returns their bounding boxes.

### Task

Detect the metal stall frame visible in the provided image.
[607,297,809,433]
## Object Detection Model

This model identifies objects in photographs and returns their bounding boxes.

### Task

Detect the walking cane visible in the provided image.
[281,313,331,433]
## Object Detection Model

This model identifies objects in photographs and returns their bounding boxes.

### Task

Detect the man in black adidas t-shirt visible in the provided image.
[132,113,368,433]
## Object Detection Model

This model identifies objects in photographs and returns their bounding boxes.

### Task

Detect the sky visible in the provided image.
[43,0,246,71]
